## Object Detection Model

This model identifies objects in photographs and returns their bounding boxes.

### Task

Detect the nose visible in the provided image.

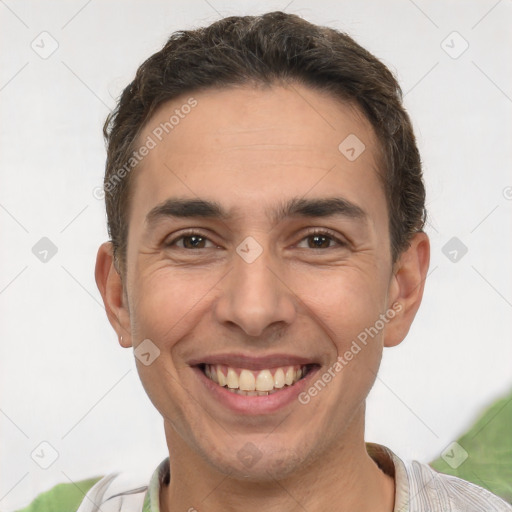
[213,245,297,338]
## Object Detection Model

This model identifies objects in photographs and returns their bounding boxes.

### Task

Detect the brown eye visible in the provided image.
[165,232,216,249]
[296,230,346,250]
[181,235,207,249]
[307,234,332,249]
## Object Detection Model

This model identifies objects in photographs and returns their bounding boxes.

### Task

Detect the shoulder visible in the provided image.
[405,459,512,511]
[17,470,149,512]
[17,458,166,512]
[74,471,148,511]
[15,477,102,512]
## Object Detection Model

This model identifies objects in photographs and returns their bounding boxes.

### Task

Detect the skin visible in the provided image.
[95,83,430,511]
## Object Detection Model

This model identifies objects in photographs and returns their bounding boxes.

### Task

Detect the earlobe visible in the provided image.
[94,242,132,348]
[384,232,430,348]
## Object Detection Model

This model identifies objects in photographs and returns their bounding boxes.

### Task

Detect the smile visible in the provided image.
[199,363,314,396]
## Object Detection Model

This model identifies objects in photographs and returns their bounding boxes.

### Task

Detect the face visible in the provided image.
[97,83,428,482]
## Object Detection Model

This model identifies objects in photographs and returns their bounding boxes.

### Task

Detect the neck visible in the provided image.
[160,409,395,512]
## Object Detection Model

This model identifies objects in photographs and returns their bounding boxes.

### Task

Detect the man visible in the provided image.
[20,11,512,512]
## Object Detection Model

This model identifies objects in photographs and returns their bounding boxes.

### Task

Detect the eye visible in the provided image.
[165,231,217,249]
[296,229,347,249]
[164,229,346,251]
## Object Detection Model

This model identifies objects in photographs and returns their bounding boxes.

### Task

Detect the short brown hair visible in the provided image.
[103,11,426,275]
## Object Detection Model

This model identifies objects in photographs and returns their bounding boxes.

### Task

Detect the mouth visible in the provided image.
[197,363,317,396]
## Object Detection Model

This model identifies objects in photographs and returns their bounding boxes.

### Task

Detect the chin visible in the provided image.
[197,435,314,483]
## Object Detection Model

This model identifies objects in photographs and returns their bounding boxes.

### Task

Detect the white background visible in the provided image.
[1,0,511,509]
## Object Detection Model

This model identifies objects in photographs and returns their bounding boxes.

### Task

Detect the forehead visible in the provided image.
[128,83,386,230]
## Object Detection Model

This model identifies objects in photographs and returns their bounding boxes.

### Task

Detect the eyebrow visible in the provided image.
[145,196,367,229]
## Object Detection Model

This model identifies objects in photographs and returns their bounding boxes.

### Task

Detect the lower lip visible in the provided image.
[193,366,320,415]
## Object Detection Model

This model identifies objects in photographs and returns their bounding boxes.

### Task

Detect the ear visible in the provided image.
[94,242,132,348]
[384,232,430,348]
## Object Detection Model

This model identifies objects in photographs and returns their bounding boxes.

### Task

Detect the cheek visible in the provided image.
[291,267,388,346]
[129,266,218,343]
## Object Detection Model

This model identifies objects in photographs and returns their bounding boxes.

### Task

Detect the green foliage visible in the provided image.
[16,476,102,512]
[430,388,512,504]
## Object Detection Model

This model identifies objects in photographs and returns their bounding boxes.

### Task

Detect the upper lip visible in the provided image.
[188,353,320,371]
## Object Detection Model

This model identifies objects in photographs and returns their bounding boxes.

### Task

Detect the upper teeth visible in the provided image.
[204,364,305,392]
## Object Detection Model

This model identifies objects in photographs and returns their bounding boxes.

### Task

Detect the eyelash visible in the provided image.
[297,228,348,249]
[165,228,347,250]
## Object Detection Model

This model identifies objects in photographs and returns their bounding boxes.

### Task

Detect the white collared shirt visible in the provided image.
[76,443,512,511]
